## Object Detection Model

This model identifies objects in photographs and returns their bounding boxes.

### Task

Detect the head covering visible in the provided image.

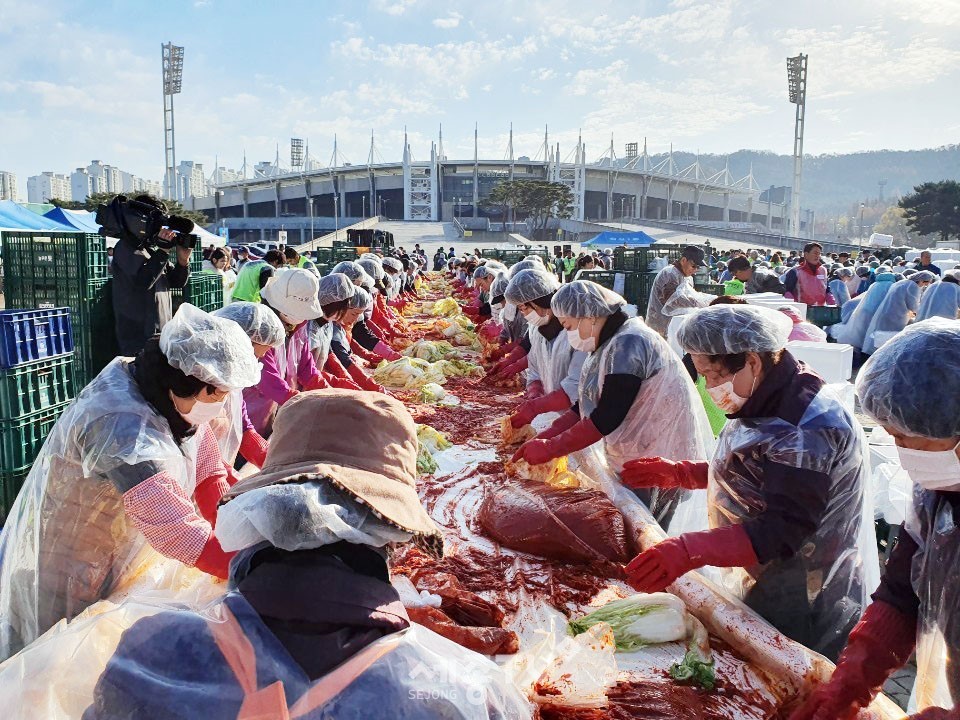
[220,390,443,548]
[358,253,382,264]
[550,280,625,318]
[473,265,499,281]
[677,304,793,355]
[508,259,542,278]
[318,272,357,306]
[490,272,510,303]
[357,257,385,282]
[910,270,937,284]
[381,257,403,273]
[331,261,373,287]
[483,260,507,272]
[505,269,560,306]
[159,304,261,390]
[261,268,324,324]
[522,255,545,265]
[212,302,285,348]
[681,246,706,268]
[346,286,371,310]
[857,319,960,439]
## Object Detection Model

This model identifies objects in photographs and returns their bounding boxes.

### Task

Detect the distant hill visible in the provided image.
[643,145,960,215]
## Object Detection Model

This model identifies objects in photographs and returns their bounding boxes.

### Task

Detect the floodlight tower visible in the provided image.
[162,42,184,202]
[787,53,808,237]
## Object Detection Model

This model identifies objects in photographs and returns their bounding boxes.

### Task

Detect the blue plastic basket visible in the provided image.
[0,309,74,368]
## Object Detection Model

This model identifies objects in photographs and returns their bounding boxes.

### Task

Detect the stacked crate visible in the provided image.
[588,270,659,315]
[1,231,115,387]
[173,272,224,313]
[0,308,77,521]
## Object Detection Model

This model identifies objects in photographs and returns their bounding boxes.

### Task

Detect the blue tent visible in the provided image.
[586,230,656,247]
[0,200,74,231]
[44,207,101,233]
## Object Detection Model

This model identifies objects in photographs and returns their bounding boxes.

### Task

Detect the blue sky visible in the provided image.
[2,0,959,193]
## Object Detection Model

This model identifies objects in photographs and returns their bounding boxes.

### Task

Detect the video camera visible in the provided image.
[95,195,197,252]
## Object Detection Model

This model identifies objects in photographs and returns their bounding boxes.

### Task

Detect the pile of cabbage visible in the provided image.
[372,356,482,390]
[434,316,480,349]
[416,424,452,475]
[402,340,454,362]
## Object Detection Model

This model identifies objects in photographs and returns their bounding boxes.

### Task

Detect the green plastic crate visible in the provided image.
[174,273,224,314]
[0,464,30,525]
[587,271,657,309]
[189,249,203,274]
[71,278,117,387]
[0,355,75,418]
[0,402,69,474]
[1,232,108,293]
[313,247,333,264]
[806,305,842,328]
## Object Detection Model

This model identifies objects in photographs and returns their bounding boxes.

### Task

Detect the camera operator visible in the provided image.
[101,195,196,356]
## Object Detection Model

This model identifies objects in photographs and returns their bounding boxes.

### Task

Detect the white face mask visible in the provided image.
[491,302,504,313]
[524,309,549,327]
[896,440,960,491]
[174,394,226,426]
[566,322,597,352]
[705,367,757,414]
[503,304,518,321]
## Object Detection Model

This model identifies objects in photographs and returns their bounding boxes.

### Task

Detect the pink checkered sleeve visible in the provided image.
[196,424,228,488]
[123,471,212,566]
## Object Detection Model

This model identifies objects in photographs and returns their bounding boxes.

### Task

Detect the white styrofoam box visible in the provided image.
[741,293,808,320]
[787,340,854,383]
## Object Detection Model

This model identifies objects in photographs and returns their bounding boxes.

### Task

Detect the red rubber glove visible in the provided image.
[525,379,545,401]
[512,416,603,465]
[626,525,759,593]
[621,458,710,491]
[303,374,329,391]
[789,601,917,720]
[194,535,234,580]
[193,474,230,527]
[346,362,385,392]
[350,338,381,365]
[497,355,528,379]
[374,340,402,361]
[329,375,363,391]
[511,389,572,428]
[238,428,269,469]
[536,409,582,441]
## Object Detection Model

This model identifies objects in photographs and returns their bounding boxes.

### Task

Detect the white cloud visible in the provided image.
[433,12,461,29]
[374,0,417,16]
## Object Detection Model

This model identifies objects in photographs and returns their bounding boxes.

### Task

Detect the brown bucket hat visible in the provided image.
[221,390,442,550]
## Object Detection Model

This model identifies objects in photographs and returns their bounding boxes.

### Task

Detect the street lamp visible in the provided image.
[308,197,314,242]
[860,203,865,255]
[161,42,184,202]
[619,197,626,231]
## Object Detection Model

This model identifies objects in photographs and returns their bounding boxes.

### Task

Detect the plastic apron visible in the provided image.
[905,488,960,710]
[205,609,531,719]
[916,281,960,322]
[706,383,879,660]
[863,280,921,354]
[645,265,688,337]
[245,324,308,437]
[210,390,245,465]
[308,319,334,372]
[791,264,829,305]
[577,317,712,531]
[0,359,198,660]
[526,327,584,434]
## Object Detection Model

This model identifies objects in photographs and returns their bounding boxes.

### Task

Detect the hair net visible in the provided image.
[346,285,371,310]
[216,479,413,552]
[381,257,403,273]
[490,272,510,301]
[910,270,937,284]
[508,259,542,278]
[358,253,383,264]
[523,255,545,265]
[550,280,625,318]
[838,267,855,279]
[212,302,284,348]
[857,319,960,439]
[473,265,499,281]
[331,261,372,286]
[318,272,357,306]
[159,304,261,390]
[483,260,507,272]
[677,304,793,355]
[357,257,385,282]
[505,268,560,306]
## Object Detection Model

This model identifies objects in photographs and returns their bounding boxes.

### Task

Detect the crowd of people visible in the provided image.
[0,225,955,718]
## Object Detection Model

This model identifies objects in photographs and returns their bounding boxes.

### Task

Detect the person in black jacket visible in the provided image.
[111,224,192,357]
